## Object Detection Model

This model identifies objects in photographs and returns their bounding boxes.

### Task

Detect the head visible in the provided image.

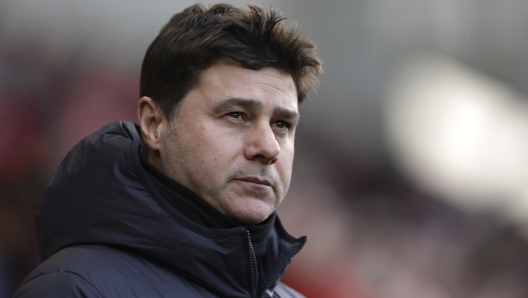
[138,3,322,225]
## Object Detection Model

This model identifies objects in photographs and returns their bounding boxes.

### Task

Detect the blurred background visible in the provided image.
[2,0,528,297]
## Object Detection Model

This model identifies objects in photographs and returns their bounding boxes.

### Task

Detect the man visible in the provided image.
[14,3,322,298]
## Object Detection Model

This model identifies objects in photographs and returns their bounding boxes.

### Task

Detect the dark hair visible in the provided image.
[140,3,323,119]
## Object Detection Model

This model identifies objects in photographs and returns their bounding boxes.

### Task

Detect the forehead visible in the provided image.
[195,60,298,109]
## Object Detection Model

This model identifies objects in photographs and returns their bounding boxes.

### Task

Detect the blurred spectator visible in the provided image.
[54,71,138,162]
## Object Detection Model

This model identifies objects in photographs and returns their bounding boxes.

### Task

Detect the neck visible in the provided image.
[145,147,162,170]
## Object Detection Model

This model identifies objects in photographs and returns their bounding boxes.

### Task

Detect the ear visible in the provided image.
[138,96,164,152]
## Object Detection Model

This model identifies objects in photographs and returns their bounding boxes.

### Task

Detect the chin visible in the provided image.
[227,198,275,226]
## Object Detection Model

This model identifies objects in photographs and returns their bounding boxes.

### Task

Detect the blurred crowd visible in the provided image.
[0,41,139,297]
[279,139,528,298]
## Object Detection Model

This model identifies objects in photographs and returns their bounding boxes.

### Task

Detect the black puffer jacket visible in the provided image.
[13,121,306,298]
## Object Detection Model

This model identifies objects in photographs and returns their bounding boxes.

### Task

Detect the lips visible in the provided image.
[236,177,272,187]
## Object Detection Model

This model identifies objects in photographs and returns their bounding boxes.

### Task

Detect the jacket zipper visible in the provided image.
[260,237,307,298]
[246,229,258,298]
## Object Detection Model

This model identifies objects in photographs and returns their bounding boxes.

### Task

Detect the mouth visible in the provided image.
[235,177,272,187]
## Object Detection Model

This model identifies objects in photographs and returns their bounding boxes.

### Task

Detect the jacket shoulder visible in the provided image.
[13,270,103,298]
[14,245,216,298]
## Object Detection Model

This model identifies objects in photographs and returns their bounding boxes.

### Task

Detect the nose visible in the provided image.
[244,122,280,165]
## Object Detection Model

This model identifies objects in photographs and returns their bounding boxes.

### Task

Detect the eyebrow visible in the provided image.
[213,98,262,113]
[214,97,300,123]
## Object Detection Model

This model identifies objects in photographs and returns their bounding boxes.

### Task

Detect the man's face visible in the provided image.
[158,60,298,225]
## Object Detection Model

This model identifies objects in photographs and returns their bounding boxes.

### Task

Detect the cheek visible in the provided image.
[192,130,241,167]
[202,122,244,148]
[277,148,294,184]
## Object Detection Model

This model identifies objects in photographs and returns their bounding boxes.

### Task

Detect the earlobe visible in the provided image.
[138,96,163,151]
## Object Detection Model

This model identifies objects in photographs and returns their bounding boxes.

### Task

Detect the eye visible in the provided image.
[273,120,291,131]
[226,112,244,120]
